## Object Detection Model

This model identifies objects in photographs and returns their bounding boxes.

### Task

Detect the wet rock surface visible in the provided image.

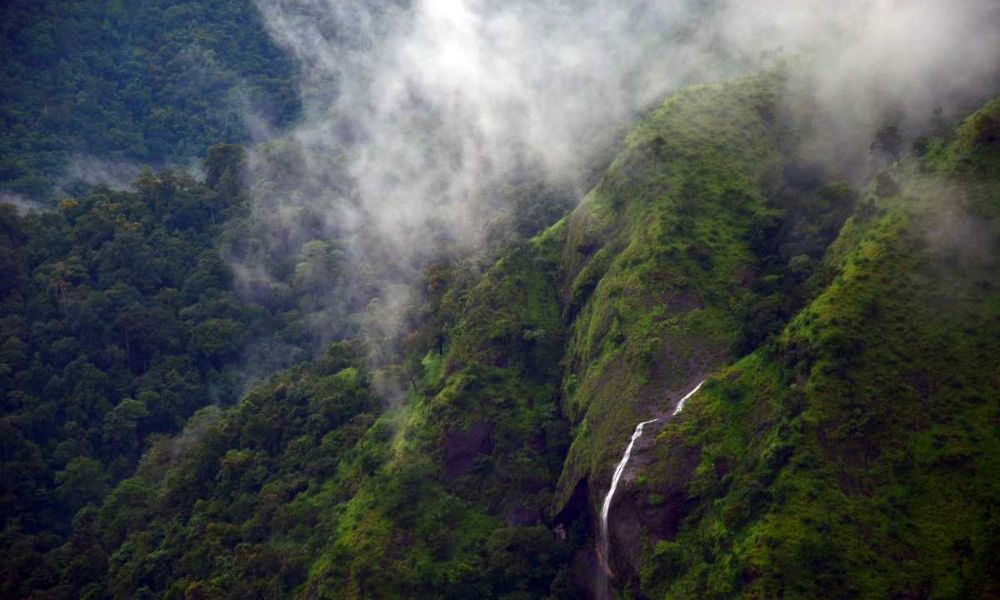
[442,421,494,479]
[607,434,701,595]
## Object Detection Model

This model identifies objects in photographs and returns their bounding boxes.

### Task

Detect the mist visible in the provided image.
[60,154,145,194]
[0,191,47,215]
[234,0,1000,383]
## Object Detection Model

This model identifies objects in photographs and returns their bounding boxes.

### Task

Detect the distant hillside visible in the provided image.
[0,0,299,199]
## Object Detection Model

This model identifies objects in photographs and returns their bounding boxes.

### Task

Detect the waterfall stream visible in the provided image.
[596,380,704,599]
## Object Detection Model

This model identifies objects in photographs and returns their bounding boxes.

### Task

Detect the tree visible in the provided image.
[55,457,108,516]
[870,124,903,162]
[190,319,248,367]
[204,143,245,202]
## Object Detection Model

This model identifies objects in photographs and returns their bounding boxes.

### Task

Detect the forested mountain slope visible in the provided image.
[0,143,356,597]
[12,70,996,599]
[620,97,1000,600]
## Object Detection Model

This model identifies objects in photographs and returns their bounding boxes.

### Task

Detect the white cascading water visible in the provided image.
[597,380,704,599]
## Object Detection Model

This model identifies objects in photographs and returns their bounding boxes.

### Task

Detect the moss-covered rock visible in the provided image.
[633,99,1000,600]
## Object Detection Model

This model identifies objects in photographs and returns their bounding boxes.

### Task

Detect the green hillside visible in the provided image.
[0,0,299,199]
[2,7,1000,593]
[0,143,361,597]
[6,70,993,598]
[631,98,1000,599]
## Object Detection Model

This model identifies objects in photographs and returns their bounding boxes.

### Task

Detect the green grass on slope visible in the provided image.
[637,98,1000,600]
[551,70,840,521]
[301,233,578,599]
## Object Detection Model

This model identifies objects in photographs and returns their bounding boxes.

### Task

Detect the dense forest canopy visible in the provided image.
[0,0,299,199]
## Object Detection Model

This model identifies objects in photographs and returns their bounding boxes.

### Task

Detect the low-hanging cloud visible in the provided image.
[60,154,145,194]
[0,191,47,215]
[235,0,1000,380]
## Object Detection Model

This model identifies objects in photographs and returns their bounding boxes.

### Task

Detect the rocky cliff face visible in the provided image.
[606,431,700,590]
[530,75,1000,598]
[608,98,1000,599]
[551,72,788,515]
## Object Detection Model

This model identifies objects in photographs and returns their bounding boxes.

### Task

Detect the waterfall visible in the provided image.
[596,380,704,599]
[597,416,659,597]
[670,380,703,417]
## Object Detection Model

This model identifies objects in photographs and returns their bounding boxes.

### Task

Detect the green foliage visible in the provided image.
[75,77,1000,600]
[923,97,1000,177]
[635,100,1000,599]
[82,350,382,599]
[0,0,299,198]
[4,43,1000,599]
[0,157,321,597]
[550,71,856,527]
[55,457,108,515]
[297,238,577,599]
